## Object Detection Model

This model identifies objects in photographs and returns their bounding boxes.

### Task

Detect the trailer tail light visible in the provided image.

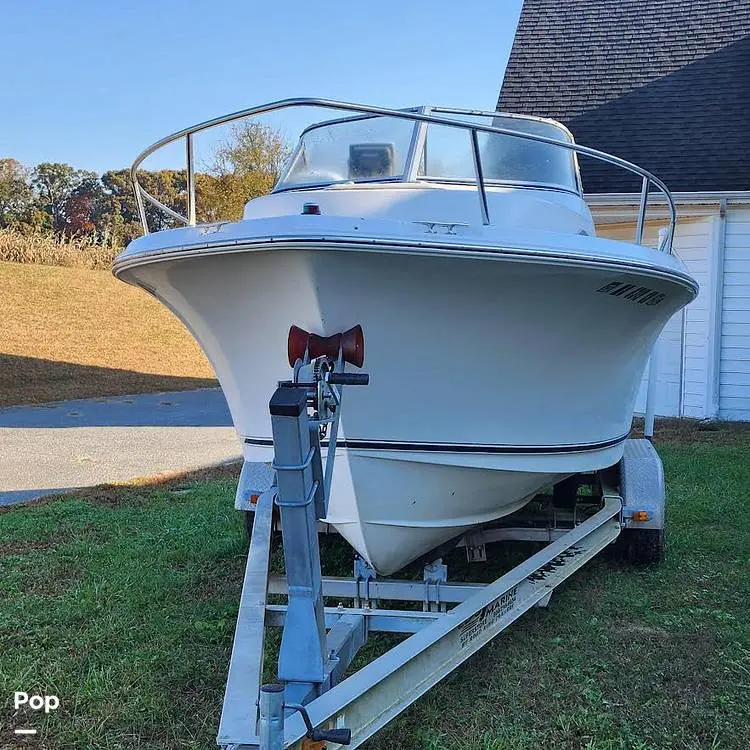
[287,325,365,367]
[632,510,650,522]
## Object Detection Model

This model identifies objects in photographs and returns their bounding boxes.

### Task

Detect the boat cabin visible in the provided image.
[243,109,596,236]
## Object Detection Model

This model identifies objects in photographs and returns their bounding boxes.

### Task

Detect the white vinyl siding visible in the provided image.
[720,209,750,420]
[673,218,712,418]
[593,201,750,421]
[594,217,710,418]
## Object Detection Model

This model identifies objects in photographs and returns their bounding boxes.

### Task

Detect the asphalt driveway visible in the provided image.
[0,389,241,506]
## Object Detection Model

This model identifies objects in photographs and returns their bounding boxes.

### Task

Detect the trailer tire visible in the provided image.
[622,527,665,565]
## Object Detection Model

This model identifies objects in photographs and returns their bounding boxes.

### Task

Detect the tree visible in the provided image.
[196,172,262,223]
[31,162,97,232]
[0,120,290,247]
[0,158,39,229]
[213,121,290,184]
[196,122,291,221]
[99,168,188,242]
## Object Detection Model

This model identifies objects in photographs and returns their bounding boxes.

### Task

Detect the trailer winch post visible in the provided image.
[269,386,329,704]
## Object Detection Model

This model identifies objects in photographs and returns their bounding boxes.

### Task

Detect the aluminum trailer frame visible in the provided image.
[219,371,664,749]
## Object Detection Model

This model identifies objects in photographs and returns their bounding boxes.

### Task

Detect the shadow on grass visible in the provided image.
[0,353,219,409]
[0,460,242,515]
[630,415,750,445]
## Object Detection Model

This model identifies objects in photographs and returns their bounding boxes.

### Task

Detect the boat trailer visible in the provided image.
[218,357,666,749]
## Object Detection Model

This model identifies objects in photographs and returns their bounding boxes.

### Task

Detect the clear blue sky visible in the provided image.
[0,0,523,174]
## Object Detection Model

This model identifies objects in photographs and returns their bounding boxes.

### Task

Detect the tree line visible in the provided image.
[0,123,290,247]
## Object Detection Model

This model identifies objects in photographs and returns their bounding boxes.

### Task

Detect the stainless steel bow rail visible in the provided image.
[130,97,677,252]
[216,356,667,749]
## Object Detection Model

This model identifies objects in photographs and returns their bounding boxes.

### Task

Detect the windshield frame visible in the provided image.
[275,108,425,193]
[273,106,583,196]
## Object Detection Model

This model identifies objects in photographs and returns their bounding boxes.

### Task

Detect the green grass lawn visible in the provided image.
[1,440,748,749]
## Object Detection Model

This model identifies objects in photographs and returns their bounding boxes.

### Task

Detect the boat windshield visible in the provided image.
[419,115,577,191]
[279,115,415,189]
[275,112,579,193]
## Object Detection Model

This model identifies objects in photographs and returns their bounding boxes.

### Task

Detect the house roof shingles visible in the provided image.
[497,0,750,193]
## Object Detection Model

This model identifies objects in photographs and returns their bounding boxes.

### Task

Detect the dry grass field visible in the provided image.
[0,227,118,270]
[0,261,217,406]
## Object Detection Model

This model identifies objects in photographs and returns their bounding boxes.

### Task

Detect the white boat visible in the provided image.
[113,99,697,575]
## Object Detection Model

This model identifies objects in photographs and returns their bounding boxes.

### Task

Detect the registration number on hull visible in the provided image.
[596,280,666,306]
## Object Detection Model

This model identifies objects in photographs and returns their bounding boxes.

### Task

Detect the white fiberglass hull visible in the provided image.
[114,219,696,573]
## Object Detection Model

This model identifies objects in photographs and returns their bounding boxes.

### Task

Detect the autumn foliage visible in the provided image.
[0,122,290,262]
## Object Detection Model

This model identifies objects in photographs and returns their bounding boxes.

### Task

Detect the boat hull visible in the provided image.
[326,452,565,572]
[115,233,695,573]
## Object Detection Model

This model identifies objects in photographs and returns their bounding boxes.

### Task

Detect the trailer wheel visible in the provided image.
[617,440,667,565]
[622,527,666,565]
